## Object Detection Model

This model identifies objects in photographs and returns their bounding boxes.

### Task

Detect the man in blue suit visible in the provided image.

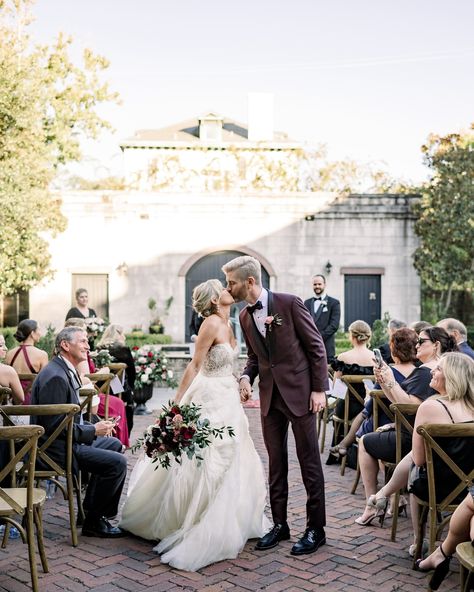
[304,275,340,362]
[437,318,474,359]
[31,327,127,538]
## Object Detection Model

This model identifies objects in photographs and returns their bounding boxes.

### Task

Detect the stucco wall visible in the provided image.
[30,191,420,338]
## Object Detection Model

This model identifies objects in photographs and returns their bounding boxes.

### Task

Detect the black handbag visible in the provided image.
[407,462,428,498]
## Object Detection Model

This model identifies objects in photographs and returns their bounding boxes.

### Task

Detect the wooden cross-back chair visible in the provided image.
[333,375,375,476]
[316,368,337,453]
[0,404,83,547]
[85,372,115,420]
[0,424,48,592]
[0,387,11,405]
[412,423,474,562]
[349,389,396,495]
[388,402,419,541]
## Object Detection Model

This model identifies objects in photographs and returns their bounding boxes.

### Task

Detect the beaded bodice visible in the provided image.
[201,343,237,377]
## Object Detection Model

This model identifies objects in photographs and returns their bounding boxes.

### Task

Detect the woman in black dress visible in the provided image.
[65,288,97,320]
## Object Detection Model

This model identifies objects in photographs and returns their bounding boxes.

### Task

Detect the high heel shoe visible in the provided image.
[354,508,380,526]
[355,499,388,527]
[415,543,452,591]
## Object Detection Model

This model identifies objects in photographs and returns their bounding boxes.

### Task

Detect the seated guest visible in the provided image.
[64,319,129,446]
[329,327,417,458]
[437,318,474,359]
[0,334,24,404]
[379,319,406,364]
[96,324,136,435]
[66,288,97,320]
[5,319,48,404]
[416,488,474,590]
[30,326,127,538]
[355,326,458,525]
[368,352,474,558]
[327,320,374,463]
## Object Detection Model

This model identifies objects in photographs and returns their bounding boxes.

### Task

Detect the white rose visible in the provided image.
[138,356,147,364]
[145,367,152,374]
[140,374,149,383]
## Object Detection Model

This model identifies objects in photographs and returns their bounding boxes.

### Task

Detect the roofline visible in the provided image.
[119,140,302,151]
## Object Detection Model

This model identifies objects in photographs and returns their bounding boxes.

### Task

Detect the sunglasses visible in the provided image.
[417,337,432,346]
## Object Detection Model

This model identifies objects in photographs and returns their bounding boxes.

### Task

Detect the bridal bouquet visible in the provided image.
[133,401,235,469]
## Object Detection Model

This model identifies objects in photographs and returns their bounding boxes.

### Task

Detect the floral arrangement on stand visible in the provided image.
[131,345,177,390]
[132,401,235,469]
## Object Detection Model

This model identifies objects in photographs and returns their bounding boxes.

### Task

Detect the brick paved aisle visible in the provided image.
[0,410,460,591]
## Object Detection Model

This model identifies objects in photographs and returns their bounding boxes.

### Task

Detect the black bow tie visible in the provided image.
[247,301,263,314]
[315,297,323,301]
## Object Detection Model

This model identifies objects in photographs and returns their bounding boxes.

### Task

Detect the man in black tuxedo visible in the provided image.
[304,274,340,361]
[30,327,127,538]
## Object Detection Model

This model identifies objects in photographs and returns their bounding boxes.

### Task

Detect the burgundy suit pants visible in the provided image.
[261,386,326,529]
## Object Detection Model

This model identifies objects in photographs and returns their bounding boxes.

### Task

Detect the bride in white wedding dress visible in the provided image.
[120,279,270,571]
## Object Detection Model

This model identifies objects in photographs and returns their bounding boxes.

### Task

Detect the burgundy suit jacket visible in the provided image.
[240,291,329,417]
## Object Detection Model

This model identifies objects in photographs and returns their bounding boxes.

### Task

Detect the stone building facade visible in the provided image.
[28,112,421,338]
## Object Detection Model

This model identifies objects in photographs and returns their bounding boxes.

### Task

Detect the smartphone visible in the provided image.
[110,415,121,425]
[373,348,384,368]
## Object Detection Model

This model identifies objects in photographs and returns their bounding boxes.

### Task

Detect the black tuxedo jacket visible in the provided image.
[304,295,341,360]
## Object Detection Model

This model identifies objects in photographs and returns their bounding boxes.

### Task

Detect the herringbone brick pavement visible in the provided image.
[0,410,460,591]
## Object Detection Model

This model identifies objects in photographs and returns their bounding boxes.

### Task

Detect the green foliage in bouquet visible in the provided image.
[132,400,235,469]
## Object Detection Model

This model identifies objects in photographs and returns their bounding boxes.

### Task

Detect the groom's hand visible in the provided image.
[239,378,252,402]
[309,391,326,414]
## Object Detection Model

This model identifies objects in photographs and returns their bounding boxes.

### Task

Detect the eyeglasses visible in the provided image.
[417,338,431,346]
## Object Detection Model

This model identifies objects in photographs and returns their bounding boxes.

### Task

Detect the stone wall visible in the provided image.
[30,190,420,337]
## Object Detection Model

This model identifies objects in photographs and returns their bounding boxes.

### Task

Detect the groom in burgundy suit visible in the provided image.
[223,255,328,555]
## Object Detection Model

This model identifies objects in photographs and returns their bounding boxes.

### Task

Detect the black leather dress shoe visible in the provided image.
[290,528,326,555]
[82,516,126,538]
[255,523,290,550]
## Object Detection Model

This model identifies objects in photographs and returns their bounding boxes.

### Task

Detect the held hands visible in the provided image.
[310,391,326,414]
[239,378,252,403]
[94,420,116,437]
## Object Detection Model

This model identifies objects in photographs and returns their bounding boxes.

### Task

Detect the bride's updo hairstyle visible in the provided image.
[348,320,371,344]
[192,279,223,318]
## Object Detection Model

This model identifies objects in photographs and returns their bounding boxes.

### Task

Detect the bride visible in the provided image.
[120,279,270,571]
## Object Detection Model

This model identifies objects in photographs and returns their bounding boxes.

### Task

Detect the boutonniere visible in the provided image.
[264,313,283,332]
[321,305,328,313]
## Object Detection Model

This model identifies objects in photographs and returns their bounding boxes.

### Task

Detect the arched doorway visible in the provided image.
[184,250,270,343]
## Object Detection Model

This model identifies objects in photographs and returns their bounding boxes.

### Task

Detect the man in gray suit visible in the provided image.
[304,274,340,361]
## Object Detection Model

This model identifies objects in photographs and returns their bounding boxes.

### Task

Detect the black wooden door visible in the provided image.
[344,275,381,330]
[185,251,270,341]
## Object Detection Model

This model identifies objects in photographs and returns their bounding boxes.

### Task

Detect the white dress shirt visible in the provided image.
[251,288,269,337]
[313,292,327,314]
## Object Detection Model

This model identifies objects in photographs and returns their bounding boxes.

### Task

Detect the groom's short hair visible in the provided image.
[222,256,262,286]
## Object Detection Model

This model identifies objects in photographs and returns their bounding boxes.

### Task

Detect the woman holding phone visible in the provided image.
[355,326,458,526]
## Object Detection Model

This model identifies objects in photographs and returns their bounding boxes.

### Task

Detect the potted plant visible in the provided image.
[148,296,173,334]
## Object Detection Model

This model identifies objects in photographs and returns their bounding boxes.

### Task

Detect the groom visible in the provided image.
[223,255,328,555]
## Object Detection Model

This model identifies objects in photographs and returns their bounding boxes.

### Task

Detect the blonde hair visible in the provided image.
[349,320,371,343]
[96,324,124,348]
[439,352,474,411]
[64,318,87,329]
[192,280,223,318]
[222,255,262,286]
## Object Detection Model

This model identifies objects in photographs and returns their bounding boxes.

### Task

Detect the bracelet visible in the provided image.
[384,380,395,389]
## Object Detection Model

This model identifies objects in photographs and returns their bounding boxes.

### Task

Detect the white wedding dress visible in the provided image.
[120,343,270,571]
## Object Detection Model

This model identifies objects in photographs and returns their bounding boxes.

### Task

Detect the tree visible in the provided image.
[0,0,118,297]
[413,127,474,316]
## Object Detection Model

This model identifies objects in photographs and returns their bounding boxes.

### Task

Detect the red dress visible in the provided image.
[87,355,129,447]
[9,345,37,405]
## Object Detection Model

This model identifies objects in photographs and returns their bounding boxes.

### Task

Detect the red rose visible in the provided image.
[132,346,139,351]
[170,406,181,416]
[148,352,153,358]
[181,427,195,440]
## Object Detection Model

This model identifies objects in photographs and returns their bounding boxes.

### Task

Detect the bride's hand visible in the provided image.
[239,378,251,402]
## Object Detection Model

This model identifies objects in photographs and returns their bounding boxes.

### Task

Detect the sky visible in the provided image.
[30,0,474,184]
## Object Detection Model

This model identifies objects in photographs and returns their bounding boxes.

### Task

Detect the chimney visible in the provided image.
[247,93,274,141]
